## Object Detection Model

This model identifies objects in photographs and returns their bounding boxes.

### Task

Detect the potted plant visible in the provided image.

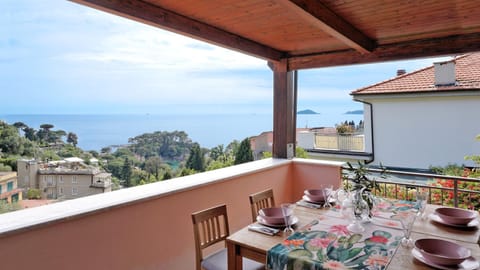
[342,161,387,216]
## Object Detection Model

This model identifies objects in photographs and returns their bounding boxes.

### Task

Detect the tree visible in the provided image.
[27,188,42,199]
[67,132,78,147]
[52,130,67,143]
[37,124,54,143]
[13,122,27,130]
[186,143,204,171]
[465,135,480,178]
[101,147,112,155]
[226,140,240,156]
[295,146,308,158]
[23,127,37,141]
[121,157,133,187]
[234,138,253,165]
[163,170,172,180]
[0,163,12,171]
[209,144,225,161]
[144,156,163,180]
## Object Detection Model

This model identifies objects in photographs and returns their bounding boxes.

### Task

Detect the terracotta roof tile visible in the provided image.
[351,53,480,95]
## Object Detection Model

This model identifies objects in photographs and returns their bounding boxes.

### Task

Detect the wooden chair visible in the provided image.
[191,204,264,270]
[249,189,275,222]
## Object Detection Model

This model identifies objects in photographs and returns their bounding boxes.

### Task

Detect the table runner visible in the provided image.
[267,199,417,270]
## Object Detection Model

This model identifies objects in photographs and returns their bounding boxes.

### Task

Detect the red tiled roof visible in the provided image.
[351,53,480,95]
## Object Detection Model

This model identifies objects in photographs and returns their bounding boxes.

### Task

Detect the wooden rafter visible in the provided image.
[288,32,480,70]
[280,0,375,54]
[70,0,285,61]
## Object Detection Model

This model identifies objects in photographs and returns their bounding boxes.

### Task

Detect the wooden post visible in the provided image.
[270,60,296,159]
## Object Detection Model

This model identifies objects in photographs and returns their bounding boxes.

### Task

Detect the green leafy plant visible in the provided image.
[343,161,387,213]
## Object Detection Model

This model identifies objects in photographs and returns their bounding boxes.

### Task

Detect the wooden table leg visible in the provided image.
[227,241,243,270]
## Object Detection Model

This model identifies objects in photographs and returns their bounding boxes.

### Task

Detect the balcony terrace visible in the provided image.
[0,158,343,269]
[1,158,478,269]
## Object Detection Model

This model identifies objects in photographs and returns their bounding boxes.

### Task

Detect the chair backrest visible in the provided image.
[249,188,275,222]
[191,204,230,270]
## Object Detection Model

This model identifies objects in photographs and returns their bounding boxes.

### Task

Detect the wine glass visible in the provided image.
[399,209,418,248]
[322,185,334,208]
[281,203,295,235]
[415,188,429,220]
[346,190,369,233]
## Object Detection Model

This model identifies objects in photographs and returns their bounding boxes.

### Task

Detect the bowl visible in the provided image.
[435,207,477,225]
[258,207,289,224]
[415,238,471,265]
[304,189,325,202]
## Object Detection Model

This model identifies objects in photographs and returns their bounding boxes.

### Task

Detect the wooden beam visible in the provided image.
[288,32,480,70]
[281,0,375,54]
[70,0,284,61]
[272,60,296,159]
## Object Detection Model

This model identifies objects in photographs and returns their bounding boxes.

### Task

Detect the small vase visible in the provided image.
[352,187,370,222]
[346,187,370,233]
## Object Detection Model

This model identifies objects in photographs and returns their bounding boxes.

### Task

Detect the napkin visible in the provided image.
[248,224,280,236]
[296,200,322,209]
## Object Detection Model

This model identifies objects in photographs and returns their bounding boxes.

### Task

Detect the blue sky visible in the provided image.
[1,0,452,116]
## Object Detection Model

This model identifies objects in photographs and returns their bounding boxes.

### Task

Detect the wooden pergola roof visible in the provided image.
[72,0,480,70]
[71,0,480,159]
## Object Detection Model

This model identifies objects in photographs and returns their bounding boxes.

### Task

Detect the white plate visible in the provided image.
[429,213,479,228]
[256,215,299,228]
[412,247,479,270]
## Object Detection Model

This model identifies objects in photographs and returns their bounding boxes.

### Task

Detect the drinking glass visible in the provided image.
[322,184,334,208]
[399,209,418,248]
[415,188,429,220]
[281,203,295,234]
[346,190,369,233]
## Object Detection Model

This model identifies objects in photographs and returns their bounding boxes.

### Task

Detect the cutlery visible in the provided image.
[248,224,280,235]
[296,200,321,209]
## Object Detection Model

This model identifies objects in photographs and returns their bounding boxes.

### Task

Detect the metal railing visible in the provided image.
[343,167,480,210]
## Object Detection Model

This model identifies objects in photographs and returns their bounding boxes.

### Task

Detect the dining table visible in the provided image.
[226,199,480,270]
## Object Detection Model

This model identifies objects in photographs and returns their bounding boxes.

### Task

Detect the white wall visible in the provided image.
[297,131,315,149]
[364,95,480,169]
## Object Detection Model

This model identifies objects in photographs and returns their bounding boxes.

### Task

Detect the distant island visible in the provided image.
[345,110,363,115]
[297,109,319,115]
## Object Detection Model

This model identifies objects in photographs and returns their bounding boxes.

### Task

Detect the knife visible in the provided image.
[248,224,279,235]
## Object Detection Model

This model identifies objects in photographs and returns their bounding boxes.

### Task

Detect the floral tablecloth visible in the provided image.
[266,199,417,270]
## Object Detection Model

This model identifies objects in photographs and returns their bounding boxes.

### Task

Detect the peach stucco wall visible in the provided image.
[0,159,342,269]
[290,159,343,200]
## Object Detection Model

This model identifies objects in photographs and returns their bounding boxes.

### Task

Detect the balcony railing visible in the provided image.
[314,133,364,151]
[344,167,480,210]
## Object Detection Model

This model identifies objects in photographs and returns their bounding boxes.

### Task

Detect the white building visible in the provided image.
[351,53,480,170]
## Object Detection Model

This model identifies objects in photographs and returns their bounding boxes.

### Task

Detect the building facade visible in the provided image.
[351,53,480,169]
[17,158,112,200]
[0,172,22,203]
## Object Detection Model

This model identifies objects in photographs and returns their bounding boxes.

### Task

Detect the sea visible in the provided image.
[0,113,363,151]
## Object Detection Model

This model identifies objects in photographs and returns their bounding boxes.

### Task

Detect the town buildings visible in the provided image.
[0,172,22,203]
[17,157,112,200]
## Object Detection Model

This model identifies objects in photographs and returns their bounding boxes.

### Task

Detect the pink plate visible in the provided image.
[414,238,471,265]
[256,215,299,228]
[429,213,479,228]
[258,207,290,224]
[302,195,323,204]
[303,189,325,202]
[434,207,478,225]
[412,248,479,270]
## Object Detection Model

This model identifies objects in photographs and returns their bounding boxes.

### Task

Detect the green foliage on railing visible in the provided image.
[428,178,480,210]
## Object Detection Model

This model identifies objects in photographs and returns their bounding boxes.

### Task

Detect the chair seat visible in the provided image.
[201,248,264,270]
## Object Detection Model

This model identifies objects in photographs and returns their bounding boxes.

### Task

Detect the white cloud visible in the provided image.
[60,10,266,71]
